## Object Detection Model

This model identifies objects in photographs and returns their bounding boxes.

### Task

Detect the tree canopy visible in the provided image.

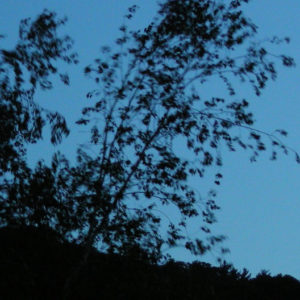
[0,0,297,296]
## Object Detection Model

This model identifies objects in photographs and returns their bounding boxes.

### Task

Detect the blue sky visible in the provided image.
[1,1,300,278]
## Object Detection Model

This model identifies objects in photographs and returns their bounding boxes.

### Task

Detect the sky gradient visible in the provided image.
[1,1,300,279]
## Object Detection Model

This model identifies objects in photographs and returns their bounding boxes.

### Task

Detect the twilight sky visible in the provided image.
[1,1,300,279]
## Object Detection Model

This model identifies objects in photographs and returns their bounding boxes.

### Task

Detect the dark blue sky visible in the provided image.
[1,1,300,278]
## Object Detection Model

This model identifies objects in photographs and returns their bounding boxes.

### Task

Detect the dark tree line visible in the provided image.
[1,226,300,299]
[0,0,298,298]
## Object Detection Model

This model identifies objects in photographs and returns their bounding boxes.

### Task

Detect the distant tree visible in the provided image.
[0,1,298,297]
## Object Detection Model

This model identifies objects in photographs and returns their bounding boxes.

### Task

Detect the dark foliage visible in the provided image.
[0,9,77,228]
[0,1,298,297]
[1,226,300,299]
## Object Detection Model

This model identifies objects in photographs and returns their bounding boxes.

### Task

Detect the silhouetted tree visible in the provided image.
[64,0,296,262]
[0,10,77,229]
[0,1,298,297]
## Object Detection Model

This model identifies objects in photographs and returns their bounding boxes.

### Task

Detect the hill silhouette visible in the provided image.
[1,226,299,299]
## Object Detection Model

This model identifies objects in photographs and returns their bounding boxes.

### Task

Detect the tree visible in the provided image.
[0,0,297,297]
[68,0,297,258]
[0,10,77,228]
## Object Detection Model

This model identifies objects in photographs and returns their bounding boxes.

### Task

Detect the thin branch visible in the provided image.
[194,109,298,154]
